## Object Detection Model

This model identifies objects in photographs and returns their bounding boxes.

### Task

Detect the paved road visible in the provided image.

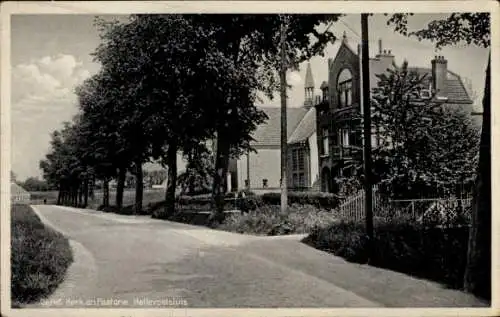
[28,205,488,308]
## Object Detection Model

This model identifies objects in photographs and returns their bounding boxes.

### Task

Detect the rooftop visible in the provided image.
[251,106,309,147]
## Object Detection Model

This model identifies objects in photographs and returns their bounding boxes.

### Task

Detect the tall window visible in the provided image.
[342,129,350,146]
[337,69,353,108]
[291,149,307,188]
[292,148,305,171]
[292,149,298,170]
[299,173,305,187]
[322,129,329,155]
[298,150,305,169]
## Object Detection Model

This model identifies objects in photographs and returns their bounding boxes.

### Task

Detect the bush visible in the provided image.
[260,191,341,209]
[305,216,474,295]
[11,205,73,305]
[143,192,260,216]
[219,204,338,235]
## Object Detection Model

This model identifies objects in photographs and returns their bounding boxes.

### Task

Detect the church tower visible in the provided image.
[304,62,315,108]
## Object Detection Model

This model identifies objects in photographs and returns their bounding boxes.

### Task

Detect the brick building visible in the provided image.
[315,34,475,193]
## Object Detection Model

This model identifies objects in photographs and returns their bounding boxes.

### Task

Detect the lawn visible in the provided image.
[30,189,166,209]
[11,204,73,306]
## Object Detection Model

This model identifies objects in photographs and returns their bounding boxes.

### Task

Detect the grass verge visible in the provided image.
[11,204,73,306]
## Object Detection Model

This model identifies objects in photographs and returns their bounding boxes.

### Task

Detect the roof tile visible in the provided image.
[251,107,308,147]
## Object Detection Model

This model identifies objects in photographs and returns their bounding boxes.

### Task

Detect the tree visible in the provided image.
[387,12,491,300]
[21,177,50,192]
[93,15,251,217]
[370,61,479,199]
[178,142,215,196]
[40,120,88,207]
[92,16,158,213]
[186,14,342,221]
[75,71,125,208]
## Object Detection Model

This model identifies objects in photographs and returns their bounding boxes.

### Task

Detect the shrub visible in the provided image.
[219,204,338,235]
[305,216,474,295]
[260,191,341,209]
[11,205,73,305]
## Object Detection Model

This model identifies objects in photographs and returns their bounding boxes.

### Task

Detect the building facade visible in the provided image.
[231,63,320,192]
[316,35,475,193]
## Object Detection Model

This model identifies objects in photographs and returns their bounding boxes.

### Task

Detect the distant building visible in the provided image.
[315,34,475,193]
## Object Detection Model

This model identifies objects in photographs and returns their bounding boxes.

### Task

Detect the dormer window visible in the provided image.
[337,69,353,108]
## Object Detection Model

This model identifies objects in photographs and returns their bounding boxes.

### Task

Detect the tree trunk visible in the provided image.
[464,54,491,300]
[116,167,126,209]
[62,184,67,205]
[57,180,63,205]
[135,161,144,215]
[211,134,230,223]
[279,17,288,213]
[164,144,178,217]
[83,178,89,208]
[72,183,78,207]
[74,183,79,207]
[103,179,110,207]
[89,175,95,200]
[164,144,177,217]
[78,181,84,207]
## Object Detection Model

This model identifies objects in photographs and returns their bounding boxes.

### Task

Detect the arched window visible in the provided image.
[337,68,353,108]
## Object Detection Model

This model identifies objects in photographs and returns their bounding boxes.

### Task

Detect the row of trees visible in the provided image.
[39,14,341,220]
[38,12,490,299]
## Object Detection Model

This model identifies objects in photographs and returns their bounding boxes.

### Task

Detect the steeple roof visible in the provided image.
[304,62,315,89]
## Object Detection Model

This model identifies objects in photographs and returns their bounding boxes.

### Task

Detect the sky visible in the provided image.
[10,14,490,181]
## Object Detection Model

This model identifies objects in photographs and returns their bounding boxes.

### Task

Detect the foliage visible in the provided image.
[185,14,343,217]
[219,204,338,236]
[11,205,73,305]
[370,61,479,199]
[385,12,490,299]
[386,13,490,49]
[305,216,477,295]
[178,142,215,195]
[19,177,51,192]
[260,191,341,209]
[333,176,363,198]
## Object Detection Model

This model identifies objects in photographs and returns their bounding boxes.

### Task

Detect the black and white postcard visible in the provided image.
[1,1,498,317]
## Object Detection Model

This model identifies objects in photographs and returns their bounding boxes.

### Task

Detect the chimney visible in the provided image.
[431,55,448,98]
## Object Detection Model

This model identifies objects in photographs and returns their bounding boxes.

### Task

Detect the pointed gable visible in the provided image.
[288,107,317,144]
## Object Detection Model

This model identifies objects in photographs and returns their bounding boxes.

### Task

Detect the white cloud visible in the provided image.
[12,54,89,106]
[11,54,92,180]
[38,54,82,80]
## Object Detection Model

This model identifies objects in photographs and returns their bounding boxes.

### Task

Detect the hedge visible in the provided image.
[219,204,339,235]
[260,191,341,209]
[304,217,489,300]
